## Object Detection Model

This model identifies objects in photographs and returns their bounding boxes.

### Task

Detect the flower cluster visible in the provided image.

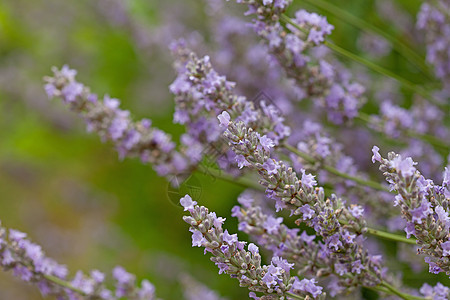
[0,220,155,299]
[373,147,450,275]
[169,43,291,173]
[232,192,382,296]
[221,118,385,291]
[210,15,299,110]
[180,195,324,299]
[419,282,450,299]
[25,0,450,298]
[367,99,448,179]
[369,100,449,140]
[232,0,366,124]
[170,42,291,147]
[44,65,194,177]
[417,1,450,90]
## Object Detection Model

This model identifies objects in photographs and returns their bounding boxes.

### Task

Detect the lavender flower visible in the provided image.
[374,148,450,275]
[35,2,450,298]
[369,100,450,140]
[170,43,291,146]
[286,119,401,230]
[420,282,450,299]
[181,195,325,299]
[0,221,156,299]
[169,43,291,174]
[229,0,366,124]
[221,118,385,291]
[175,40,394,227]
[417,1,450,89]
[44,65,193,178]
[233,191,383,296]
[210,15,299,113]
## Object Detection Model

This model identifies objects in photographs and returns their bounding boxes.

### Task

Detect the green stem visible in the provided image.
[366,227,416,245]
[284,143,390,192]
[43,274,86,295]
[298,0,432,78]
[357,111,372,123]
[196,164,265,192]
[367,276,426,300]
[286,292,306,299]
[380,281,427,300]
[367,285,391,295]
[365,270,425,300]
[280,14,446,110]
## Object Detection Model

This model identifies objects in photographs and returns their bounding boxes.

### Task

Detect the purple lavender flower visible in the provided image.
[262,159,280,175]
[441,241,450,257]
[182,197,325,299]
[232,192,378,295]
[371,146,381,163]
[301,170,317,189]
[169,44,291,174]
[180,194,197,212]
[170,44,291,147]
[61,81,83,102]
[217,111,231,128]
[417,1,450,89]
[390,155,418,178]
[223,118,389,293]
[410,200,433,224]
[259,135,275,151]
[349,205,364,219]
[229,0,366,124]
[420,282,450,299]
[0,220,157,299]
[262,216,283,234]
[375,149,450,275]
[299,204,314,220]
[44,66,193,178]
[292,277,323,298]
[248,243,259,256]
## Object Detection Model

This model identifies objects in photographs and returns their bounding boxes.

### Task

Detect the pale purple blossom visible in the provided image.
[217,111,231,127]
[301,170,317,189]
[371,146,381,163]
[262,159,280,175]
[299,204,314,220]
[180,195,197,211]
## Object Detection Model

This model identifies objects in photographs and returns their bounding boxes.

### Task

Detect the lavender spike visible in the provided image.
[181,195,325,299]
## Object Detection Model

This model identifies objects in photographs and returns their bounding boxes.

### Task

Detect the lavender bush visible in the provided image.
[1,0,450,299]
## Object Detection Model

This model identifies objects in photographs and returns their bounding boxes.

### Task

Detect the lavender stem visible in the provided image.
[380,281,427,300]
[284,144,389,192]
[366,227,417,245]
[43,274,87,295]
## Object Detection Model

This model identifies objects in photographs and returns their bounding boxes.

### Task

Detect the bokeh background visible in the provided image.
[0,0,448,299]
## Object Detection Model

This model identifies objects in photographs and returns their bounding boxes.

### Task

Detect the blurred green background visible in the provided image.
[0,0,446,299]
[0,0,246,298]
